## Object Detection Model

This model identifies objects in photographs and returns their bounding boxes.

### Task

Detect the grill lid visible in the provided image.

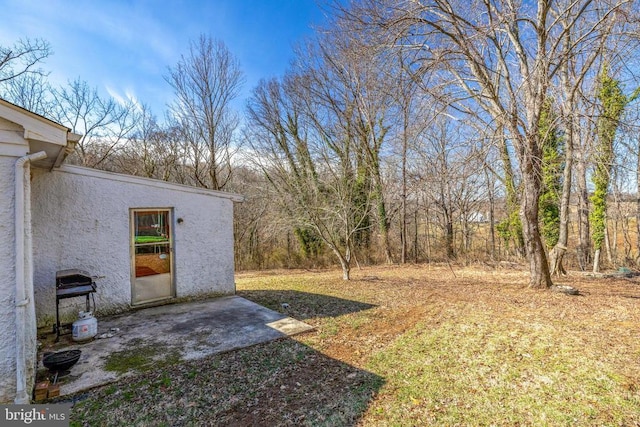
[56,269,94,288]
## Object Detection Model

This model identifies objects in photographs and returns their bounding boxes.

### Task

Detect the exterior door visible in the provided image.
[131,209,174,305]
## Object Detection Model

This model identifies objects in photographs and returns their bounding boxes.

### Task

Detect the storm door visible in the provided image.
[130,209,174,305]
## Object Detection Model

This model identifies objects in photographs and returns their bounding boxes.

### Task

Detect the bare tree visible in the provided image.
[1,73,53,116]
[420,119,458,259]
[416,116,486,260]
[166,35,244,191]
[546,0,637,275]
[353,0,634,288]
[116,104,186,181]
[591,67,637,272]
[575,112,596,270]
[295,24,397,264]
[51,78,139,168]
[124,104,164,178]
[0,38,52,115]
[0,38,50,84]
[246,72,374,280]
[385,48,432,264]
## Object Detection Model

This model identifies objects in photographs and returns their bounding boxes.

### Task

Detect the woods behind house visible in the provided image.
[4,1,640,284]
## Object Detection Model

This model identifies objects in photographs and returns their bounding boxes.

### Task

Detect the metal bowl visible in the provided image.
[42,349,81,372]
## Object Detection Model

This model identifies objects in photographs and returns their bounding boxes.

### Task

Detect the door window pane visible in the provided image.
[134,211,170,244]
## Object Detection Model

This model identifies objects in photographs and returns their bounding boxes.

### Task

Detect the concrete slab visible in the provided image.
[39,296,314,397]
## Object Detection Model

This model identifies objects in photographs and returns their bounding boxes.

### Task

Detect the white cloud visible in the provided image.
[105,85,128,106]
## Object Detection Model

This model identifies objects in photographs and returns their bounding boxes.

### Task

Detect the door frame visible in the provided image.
[129,208,175,306]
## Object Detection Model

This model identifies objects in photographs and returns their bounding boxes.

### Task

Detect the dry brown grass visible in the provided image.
[70,264,640,426]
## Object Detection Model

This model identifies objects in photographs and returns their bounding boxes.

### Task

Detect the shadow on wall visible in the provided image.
[237,289,377,320]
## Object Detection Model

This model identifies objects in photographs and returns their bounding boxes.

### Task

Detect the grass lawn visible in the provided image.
[70,264,640,426]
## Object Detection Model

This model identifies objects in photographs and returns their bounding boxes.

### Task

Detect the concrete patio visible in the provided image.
[38,296,314,397]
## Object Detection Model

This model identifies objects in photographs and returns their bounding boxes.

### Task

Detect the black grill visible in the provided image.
[56,269,96,296]
[54,269,97,341]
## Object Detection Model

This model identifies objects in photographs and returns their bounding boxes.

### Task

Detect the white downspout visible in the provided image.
[14,151,47,404]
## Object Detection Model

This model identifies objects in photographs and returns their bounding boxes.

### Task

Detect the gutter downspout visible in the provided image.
[14,151,47,404]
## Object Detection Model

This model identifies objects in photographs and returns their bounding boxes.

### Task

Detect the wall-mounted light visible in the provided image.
[177,218,184,224]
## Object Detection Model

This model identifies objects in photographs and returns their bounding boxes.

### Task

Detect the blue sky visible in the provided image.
[0,0,330,115]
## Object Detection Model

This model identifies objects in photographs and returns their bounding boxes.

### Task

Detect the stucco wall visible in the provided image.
[32,166,237,326]
[0,156,17,402]
[0,154,39,403]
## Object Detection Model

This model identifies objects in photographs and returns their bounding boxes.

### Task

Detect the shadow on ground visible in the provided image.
[237,290,376,321]
[70,338,385,426]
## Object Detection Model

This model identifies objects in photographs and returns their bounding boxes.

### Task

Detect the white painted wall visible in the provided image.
[0,154,38,403]
[0,156,18,403]
[1,110,41,402]
[32,165,238,326]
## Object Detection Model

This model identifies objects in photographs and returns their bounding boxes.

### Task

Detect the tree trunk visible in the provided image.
[400,113,408,264]
[487,171,496,259]
[576,156,591,270]
[547,247,566,276]
[340,260,350,280]
[286,231,291,268]
[521,154,553,289]
[332,247,351,280]
[462,217,471,253]
[636,148,640,265]
[637,200,640,263]
[499,130,524,256]
[414,208,419,263]
[593,248,601,273]
[373,180,393,264]
[622,214,631,261]
[445,218,455,259]
[381,221,393,264]
[548,106,574,276]
[400,179,407,265]
[400,211,406,264]
[425,204,432,261]
[605,222,614,266]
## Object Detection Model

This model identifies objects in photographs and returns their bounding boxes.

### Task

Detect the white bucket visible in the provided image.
[72,311,98,342]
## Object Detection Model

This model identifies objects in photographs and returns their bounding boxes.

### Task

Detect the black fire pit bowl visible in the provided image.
[43,349,81,372]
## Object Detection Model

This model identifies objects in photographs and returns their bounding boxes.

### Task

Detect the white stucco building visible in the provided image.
[0,99,241,403]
